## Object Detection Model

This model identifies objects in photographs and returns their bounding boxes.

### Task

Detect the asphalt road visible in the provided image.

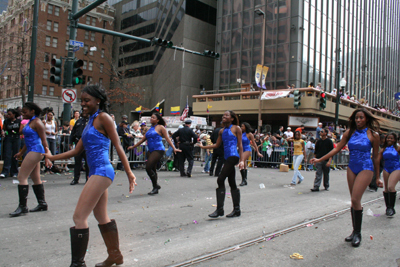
[0,163,398,267]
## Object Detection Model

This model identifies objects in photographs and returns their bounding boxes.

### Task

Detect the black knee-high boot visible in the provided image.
[95,220,123,267]
[10,185,29,217]
[226,188,241,217]
[351,209,363,247]
[239,170,247,186]
[70,227,89,267]
[30,184,48,212]
[383,192,390,215]
[148,171,161,195]
[387,191,397,216]
[209,188,225,218]
[345,207,355,242]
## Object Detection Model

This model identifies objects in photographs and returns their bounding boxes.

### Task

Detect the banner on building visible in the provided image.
[261,91,290,100]
[255,64,262,88]
[261,66,269,89]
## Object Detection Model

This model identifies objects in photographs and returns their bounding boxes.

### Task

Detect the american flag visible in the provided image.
[180,103,189,121]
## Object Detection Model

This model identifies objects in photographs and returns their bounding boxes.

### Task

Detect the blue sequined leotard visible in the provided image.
[146,125,165,153]
[348,128,374,175]
[81,110,115,181]
[383,145,400,173]
[23,116,45,154]
[242,132,251,152]
[222,125,239,160]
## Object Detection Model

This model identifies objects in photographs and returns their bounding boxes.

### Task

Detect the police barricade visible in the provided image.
[249,146,349,170]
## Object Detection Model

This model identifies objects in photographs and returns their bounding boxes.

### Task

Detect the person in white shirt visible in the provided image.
[284,127,293,138]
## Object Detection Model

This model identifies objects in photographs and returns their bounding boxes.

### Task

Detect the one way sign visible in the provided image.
[69,40,84,48]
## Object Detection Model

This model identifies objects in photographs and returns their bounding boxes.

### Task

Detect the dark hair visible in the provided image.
[63,121,70,126]
[384,132,398,149]
[7,108,20,118]
[294,130,301,140]
[241,122,253,133]
[348,108,380,137]
[227,110,239,126]
[152,113,166,126]
[82,85,109,113]
[23,102,42,116]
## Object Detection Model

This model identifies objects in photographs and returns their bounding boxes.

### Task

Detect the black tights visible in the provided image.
[217,156,239,190]
[146,150,165,188]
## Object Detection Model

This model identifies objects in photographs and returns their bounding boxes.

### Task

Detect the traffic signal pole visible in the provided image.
[27,0,40,102]
[62,0,80,124]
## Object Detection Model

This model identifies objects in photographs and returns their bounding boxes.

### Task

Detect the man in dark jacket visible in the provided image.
[209,124,224,176]
[69,113,89,185]
[311,128,334,191]
[172,120,198,177]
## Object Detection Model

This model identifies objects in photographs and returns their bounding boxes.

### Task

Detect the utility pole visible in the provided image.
[27,0,39,102]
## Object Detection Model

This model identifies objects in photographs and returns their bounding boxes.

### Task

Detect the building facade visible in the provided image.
[111,0,216,119]
[215,0,400,110]
[0,0,115,117]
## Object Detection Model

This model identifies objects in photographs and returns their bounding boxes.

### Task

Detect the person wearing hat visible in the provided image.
[284,127,293,138]
[172,119,198,177]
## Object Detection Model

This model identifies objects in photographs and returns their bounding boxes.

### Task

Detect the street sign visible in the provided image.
[69,40,84,47]
[62,89,77,104]
[73,46,80,52]
[395,92,400,100]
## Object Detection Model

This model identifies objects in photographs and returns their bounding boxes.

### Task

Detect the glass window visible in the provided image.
[100,64,104,73]
[231,29,242,52]
[91,32,95,41]
[65,41,69,51]
[253,24,262,48]
[221,53,229,70]
[85,31,89,40]
[242,27,251,50]
[101,49,105,58]
[49,86,54,96]
[230,68,240,84]
[265,46,275,65]
[53,22,58,32]
[92,17,96,26]
[232,12,242,29]
[277,44,289,62]
[230,52,239,69]
[44,53,49,62]
[83,61,87,70]
[42,86,47,95]
[47,20,52,31]
[222,0,231,16]
[309,24,315,49]
[43,69,49,79]
[243,10,253,27]
[241,50,251,67]
[303,45,308,65]
[55,6,60,16]
[309,48,314,66]
[89,62,93,71]
[99,78,103,85]
[45,36,51,46]
[52,37,58,48]
[86,16,90,25]
[48,4,53,14]
[304,1,309,21]
[84,45,88,54]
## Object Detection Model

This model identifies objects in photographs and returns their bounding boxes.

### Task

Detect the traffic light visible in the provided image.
[203,50,220,59]
[293,89,301,109]
[151,37,173,48]
[50,58,62,85]
[319,92,326,110]
[72,59,84,85]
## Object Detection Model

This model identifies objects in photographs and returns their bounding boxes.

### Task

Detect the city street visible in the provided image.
[1,163,399,267]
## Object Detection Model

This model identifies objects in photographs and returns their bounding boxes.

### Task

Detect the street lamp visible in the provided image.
[335,77,347,129]
[255,7,265,133]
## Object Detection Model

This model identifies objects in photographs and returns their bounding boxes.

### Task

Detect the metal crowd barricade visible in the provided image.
[248,145,350,169]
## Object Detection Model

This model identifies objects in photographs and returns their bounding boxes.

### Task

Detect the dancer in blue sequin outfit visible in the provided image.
[45,85,136,267]
[311,108,381,247]
[378,133,400,217]
[9,102,52,217]
[200,110,244,218]
[128,113,180,195]
[239,122,263,186]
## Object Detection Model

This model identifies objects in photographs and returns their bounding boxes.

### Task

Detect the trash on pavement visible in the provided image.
[259,183,265,189]
[370,235,373,240]
[193,220,198,224]
[164,238,171,245]
[290,253,303,260]
[366,208,374,216]
[13,180,19,184]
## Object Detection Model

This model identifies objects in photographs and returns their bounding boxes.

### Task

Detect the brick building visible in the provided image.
[0,0,115,118]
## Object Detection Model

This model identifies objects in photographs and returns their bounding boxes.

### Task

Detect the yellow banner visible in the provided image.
[261,66,269,89]
[255,64,262,87]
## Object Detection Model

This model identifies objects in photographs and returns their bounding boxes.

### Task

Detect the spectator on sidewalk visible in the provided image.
[284,127,293,138]
[311,129,333,191]
[0,109,21,178]
[316,122,323,139]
